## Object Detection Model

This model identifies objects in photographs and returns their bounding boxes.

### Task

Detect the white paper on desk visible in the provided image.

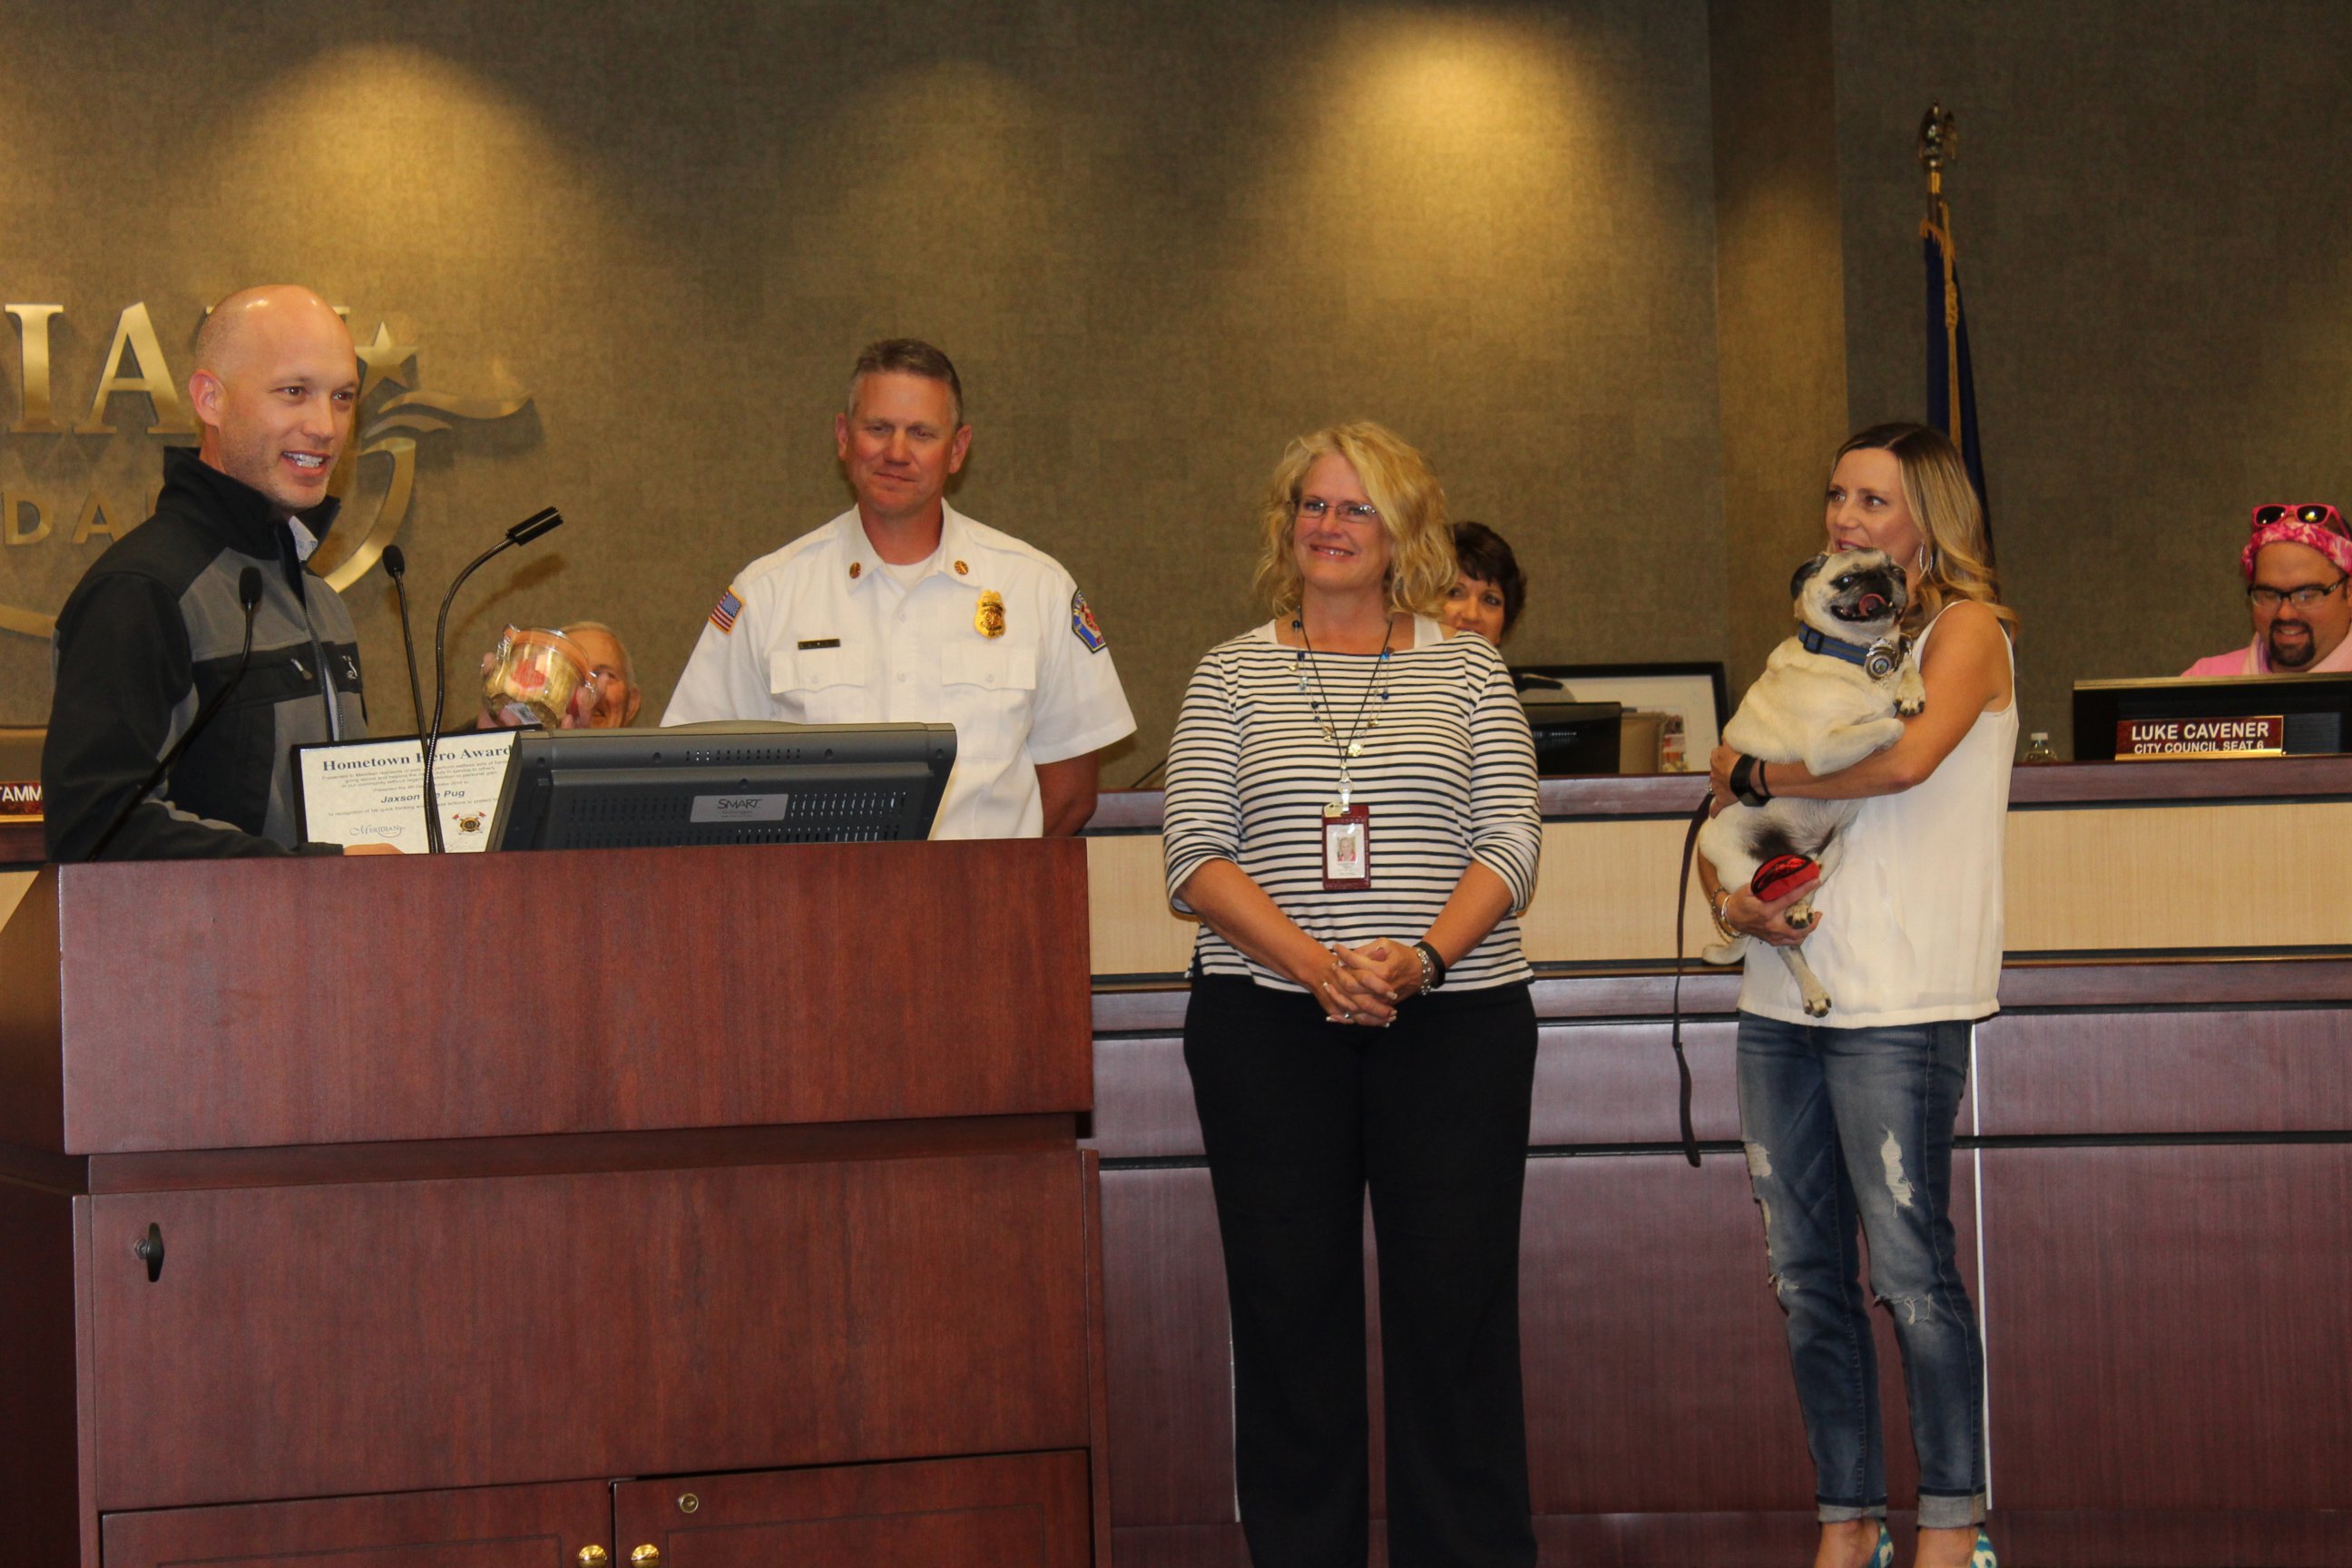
[293,731,521,853]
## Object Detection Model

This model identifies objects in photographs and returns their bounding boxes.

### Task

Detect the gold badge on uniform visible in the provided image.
[975,590,1006,638]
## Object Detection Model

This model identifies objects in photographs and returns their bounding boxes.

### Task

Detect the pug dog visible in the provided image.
[1698,549,1925,1016]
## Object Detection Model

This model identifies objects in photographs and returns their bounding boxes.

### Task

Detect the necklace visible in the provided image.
[1293,613,1395,808]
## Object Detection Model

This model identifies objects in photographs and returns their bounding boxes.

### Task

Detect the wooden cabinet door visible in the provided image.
[85,1151,1090,1509]
[103,1479,611,1568]
[612,1452,1090,1568]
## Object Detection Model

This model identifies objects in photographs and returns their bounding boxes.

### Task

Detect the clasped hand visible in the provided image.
[1312,938,1424,1026]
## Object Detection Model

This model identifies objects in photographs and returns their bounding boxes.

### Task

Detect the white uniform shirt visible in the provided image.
[664,502,1136,838]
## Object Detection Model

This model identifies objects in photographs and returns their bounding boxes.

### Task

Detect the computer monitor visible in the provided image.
[487,720,957,850]
[1521,700,1623,777]
[2072,674,2352,760]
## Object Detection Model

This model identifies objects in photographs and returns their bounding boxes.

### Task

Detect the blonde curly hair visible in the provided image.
[1252,422,1457,621]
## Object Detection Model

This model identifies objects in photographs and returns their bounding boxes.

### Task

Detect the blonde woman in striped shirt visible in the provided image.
[1163,422,1543,1568]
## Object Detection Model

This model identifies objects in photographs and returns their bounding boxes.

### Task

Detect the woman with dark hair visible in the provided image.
[1163,422,1543,1567]
[1701,422,2015,1568]
[1444,519,1527,643]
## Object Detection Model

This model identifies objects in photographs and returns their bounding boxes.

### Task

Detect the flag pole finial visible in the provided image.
[1917,103,1957,214]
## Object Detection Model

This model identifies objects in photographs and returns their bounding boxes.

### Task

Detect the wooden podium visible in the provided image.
[0,839,1108,1568]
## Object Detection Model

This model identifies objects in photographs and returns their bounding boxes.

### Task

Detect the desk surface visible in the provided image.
[1081,755,2352,978]
[1083,753,2352,829]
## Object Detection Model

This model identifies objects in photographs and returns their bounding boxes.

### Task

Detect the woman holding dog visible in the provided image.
[1703,422,2017,1568]
[1162,421,1543,1568]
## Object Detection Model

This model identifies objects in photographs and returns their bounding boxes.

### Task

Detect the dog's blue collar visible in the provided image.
[1800,624,1905,678]
[1798,625,1877,665]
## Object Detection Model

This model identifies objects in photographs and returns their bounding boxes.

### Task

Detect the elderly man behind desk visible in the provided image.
[470,622,641,730]
[2184,503,2352,676]
[562,622,642,727]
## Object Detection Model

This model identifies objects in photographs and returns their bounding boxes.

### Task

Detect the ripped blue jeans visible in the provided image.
[1735,1013,1987,1531]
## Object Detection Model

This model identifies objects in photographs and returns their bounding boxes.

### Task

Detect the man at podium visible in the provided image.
[664,339,1134,837]
[41,285,387,861]
[2183,504,2352,677]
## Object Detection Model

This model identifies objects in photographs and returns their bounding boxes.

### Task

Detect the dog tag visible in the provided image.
[1321,803,1371,890]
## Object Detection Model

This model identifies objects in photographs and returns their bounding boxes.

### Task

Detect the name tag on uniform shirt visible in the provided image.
[797,638,840,650]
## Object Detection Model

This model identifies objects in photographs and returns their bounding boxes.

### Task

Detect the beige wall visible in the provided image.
[13,3,2349,772]
[0,1,1729,769]
[1710,0,1854,691]
[1833,0,2352,753]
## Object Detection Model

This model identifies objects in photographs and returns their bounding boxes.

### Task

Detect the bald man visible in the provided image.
[563,622,642,728]
[43,285,384,859]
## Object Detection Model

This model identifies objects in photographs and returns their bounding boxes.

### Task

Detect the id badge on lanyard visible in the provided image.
[1322,800,1371,890]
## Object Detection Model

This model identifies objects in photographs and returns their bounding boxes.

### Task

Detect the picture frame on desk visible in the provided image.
[1509,662,1730,759]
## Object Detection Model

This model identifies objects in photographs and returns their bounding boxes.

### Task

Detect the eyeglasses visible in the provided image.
[2248,578,2348,611]
[1296,497,1379,524]
[2252,503,2347,534]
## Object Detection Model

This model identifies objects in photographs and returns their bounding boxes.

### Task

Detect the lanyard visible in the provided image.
[1293,615,1393,808]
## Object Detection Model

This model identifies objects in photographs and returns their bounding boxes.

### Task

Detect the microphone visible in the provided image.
[85,567,266,860]
[381,545,429,766]
[506,506,562,545]
[421,507,567,853]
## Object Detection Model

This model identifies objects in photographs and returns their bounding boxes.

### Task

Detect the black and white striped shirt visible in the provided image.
[1163,616,1542,992]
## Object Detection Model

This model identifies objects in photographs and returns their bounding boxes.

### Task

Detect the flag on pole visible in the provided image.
[1917,103,1991,552]
[1923,211,1987,508]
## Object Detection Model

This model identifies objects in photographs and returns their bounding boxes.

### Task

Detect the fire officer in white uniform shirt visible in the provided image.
[665,339,1135,838]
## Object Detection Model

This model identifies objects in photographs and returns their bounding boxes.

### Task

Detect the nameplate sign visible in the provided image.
[0,779,37,818]
[2114,715,2285,760]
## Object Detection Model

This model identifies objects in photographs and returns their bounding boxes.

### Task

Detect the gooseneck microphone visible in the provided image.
[85,566,266,861]
[420,507,565,853]
[381,545,429,769]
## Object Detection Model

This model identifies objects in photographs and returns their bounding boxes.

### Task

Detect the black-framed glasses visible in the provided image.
[1296,497,1379,524]
[2252,503,2347,535]
[2248,578,2348,611]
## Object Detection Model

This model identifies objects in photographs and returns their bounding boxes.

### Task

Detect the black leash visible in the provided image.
[1668,793,1710,1168]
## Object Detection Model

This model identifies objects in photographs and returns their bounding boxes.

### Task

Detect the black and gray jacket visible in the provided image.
[43,448,369,860]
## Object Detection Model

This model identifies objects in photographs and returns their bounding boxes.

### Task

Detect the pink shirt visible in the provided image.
[2181,636,2352,678]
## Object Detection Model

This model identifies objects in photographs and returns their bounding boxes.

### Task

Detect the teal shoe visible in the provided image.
[1870,1522,1894,1568]
[1971,1529,1997,1568]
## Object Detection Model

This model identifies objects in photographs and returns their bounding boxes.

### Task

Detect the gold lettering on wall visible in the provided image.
[75,302,194,436]
[5,304,64,434]
[4,494,49,546]
[71,492,120,545]
[4,299,535,640]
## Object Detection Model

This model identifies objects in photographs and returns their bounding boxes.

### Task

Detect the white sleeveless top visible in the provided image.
[1739,605,2018,1028]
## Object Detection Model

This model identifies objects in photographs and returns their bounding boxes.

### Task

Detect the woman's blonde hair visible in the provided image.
[1252,422,1457,620]
[1835,422,2018,636]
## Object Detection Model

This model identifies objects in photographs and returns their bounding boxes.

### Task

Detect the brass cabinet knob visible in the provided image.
[577,1550,610,1568]
[631,1549,662,1568]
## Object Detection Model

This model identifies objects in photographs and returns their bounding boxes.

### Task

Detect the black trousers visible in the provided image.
[1183,975,1540,1568]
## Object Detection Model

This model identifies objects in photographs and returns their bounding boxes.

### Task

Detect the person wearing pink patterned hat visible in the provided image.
[2183,504,2352,677]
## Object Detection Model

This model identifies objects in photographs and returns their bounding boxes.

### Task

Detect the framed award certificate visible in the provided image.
[293,730,523,853]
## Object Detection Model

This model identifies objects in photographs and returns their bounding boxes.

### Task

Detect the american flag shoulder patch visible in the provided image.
[709,586,743,634]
